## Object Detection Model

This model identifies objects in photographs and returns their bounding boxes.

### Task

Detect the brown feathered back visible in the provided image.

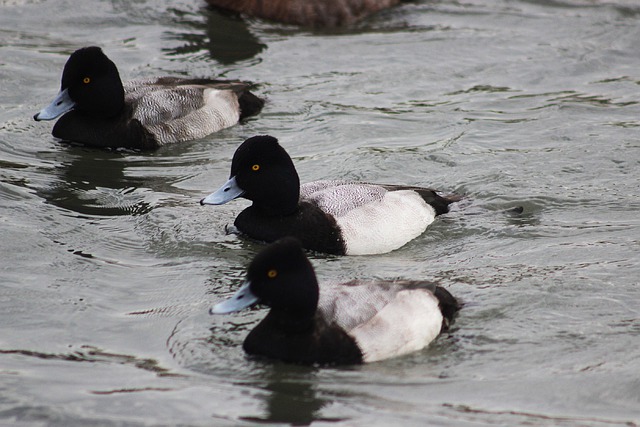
[205,0,402,27]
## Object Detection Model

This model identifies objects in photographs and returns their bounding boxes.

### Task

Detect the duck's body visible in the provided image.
[316,279,456,363]
[204,0,402,27]
[211,238,460,365]
[34,47,263,149]
[200,135,459,255]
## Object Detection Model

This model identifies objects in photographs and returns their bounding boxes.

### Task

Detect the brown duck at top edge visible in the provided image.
[204,0,402,27]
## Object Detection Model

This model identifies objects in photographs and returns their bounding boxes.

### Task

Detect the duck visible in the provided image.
[211,237,460,365]
[200,135,460,255]
[33,46,264,149]
[204,0,403,28]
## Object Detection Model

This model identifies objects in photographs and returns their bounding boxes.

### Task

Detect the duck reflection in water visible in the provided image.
[36,147,152,217]
[166,7,266,65]
[239,363,346,425]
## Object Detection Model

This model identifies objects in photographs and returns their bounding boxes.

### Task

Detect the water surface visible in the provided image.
[1,0,639,425]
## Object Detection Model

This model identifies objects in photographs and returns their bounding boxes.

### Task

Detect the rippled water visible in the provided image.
[1,0,639,425]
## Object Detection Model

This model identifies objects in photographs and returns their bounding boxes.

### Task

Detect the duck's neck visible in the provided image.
[250,173,300,216]
[98,77,125,118]
[252,197,299,217]
[268,309,317,334]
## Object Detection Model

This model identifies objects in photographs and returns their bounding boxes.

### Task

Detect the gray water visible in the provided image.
[1,0,639,425]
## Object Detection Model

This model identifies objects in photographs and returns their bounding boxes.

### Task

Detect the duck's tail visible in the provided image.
[433,286,461,331]
[238,89,265,120]
[413,188,463,216]
[379,185,462,216]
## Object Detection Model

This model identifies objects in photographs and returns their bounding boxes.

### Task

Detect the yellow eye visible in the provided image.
[267,269,277,279]
[83,77,91,84]
[251,164,260,171]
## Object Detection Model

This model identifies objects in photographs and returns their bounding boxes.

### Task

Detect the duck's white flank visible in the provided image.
[349,289,443,363]
[125,80,240,144]
[301,181,437,255]
[317,280,444,363]
[318,280,398,331]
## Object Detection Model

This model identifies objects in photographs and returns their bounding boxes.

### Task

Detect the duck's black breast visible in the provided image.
[243,311,364,365]
[234,201,346,255]
[52,106,157,150]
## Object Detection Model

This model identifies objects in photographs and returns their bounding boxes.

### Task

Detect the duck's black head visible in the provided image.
[60,46,125,118]
[230,135,301,215]
[246,237,319,317]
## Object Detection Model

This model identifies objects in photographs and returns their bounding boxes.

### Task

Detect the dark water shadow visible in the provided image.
[165,7,266,65]
[35,144,152,217]
[241,363,345,426]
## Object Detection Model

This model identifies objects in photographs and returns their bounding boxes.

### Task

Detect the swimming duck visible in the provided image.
[200,135,460,255]
[211,237,460,365]
[34,46,264,149]
[204,0,402,27]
